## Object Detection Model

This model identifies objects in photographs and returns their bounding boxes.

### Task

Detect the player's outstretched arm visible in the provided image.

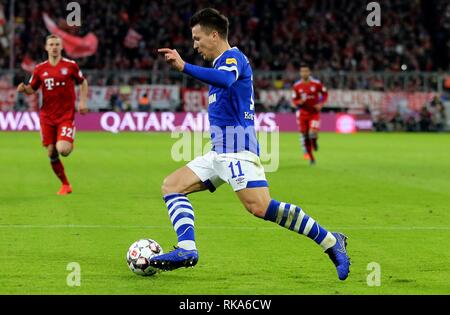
[158,48,236,88]
[16,83,36,95]
[183,63,236,88]
[78,79,89,115]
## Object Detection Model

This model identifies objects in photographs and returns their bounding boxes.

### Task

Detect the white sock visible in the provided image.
[320,232,337,251]
[178,240,197,250]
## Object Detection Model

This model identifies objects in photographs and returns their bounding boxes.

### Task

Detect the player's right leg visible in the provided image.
[309,118,320,152]
[47,143,72,195]
[296,111,309,159]
[299,132,309,160]
[150,153,224,271]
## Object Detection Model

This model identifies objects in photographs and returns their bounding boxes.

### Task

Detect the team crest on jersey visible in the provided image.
[310,86,316,92]
[61,68,68,75]
[226,58,237,65]
[43,72,48,76]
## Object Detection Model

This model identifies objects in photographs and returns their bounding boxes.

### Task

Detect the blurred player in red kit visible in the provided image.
[292,64,328,165]
[17,34,89,195]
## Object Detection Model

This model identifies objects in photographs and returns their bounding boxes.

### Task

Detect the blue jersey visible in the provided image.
[208,47,259,155]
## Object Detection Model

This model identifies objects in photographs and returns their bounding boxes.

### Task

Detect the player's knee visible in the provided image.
[58,148,72,157]
[161,177,176,195]
[56,143,72,157]
[245,202,267,218]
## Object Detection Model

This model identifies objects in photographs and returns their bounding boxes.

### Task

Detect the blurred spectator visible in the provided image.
[122,97,132,112]
[109,93,118,111]
[119,80,132,111]
[405,111,420,132]
[373,112,389,132]
[274,96,293,113]
[390,111,405,131]
[428,95,446,131]
[138,93,151,112]
[419,106,432,131]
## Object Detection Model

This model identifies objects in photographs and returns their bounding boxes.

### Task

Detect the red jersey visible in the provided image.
[292,77,328,115]
[29,58,85,124]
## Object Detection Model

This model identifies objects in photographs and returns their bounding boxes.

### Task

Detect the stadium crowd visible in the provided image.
[3,0,449,75]
[372,95,447,132]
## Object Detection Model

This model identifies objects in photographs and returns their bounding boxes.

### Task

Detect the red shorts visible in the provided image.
[40,120,76,147]
[297,111,320,134]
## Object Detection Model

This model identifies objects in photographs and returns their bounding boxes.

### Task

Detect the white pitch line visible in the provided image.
[0,224,450,231]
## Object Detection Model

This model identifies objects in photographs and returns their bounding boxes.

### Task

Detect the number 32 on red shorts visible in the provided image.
[58,122,76,143]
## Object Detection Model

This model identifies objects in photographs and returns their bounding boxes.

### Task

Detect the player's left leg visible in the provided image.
[53,121,76,194]
[50,142,72,195]
[41,121,71,195]
[236,187,350,280]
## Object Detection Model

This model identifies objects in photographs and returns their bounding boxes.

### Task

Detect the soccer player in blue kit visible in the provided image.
[153,8,350,280]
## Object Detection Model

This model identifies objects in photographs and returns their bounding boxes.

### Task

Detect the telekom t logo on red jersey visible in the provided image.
[44,78,55,90]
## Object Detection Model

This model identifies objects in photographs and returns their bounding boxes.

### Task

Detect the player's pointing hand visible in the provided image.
[158,48,185,72]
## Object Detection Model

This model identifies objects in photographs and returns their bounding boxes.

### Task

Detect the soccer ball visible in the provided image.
[127,239,163,276]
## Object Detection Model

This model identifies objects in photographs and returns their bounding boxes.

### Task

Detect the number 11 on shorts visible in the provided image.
[228,161,244,178]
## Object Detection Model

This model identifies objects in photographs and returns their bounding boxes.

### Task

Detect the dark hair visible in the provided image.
[189,8,229,39]
[300,63,310,69]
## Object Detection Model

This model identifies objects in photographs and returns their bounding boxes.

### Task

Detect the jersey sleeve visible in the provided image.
[215,51,245,81]
[318,83,328,103]
[291,84,302,106]
[28,67,41,90]
[71,62,85,84]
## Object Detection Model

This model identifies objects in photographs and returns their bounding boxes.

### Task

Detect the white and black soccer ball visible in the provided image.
[127,239,163,276]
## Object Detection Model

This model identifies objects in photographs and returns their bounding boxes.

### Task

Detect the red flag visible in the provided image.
[123,28,142,49]
[42,13,98,58]
[0,4,6,26]
[21,56,36,73]
[0,5,7,49]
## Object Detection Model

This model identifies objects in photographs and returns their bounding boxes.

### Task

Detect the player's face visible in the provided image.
[300,67,311,80]
[191,24,218,62]
[45,38,63,58]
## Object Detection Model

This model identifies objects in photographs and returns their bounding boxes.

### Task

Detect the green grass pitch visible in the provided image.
[0,131,449,294]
